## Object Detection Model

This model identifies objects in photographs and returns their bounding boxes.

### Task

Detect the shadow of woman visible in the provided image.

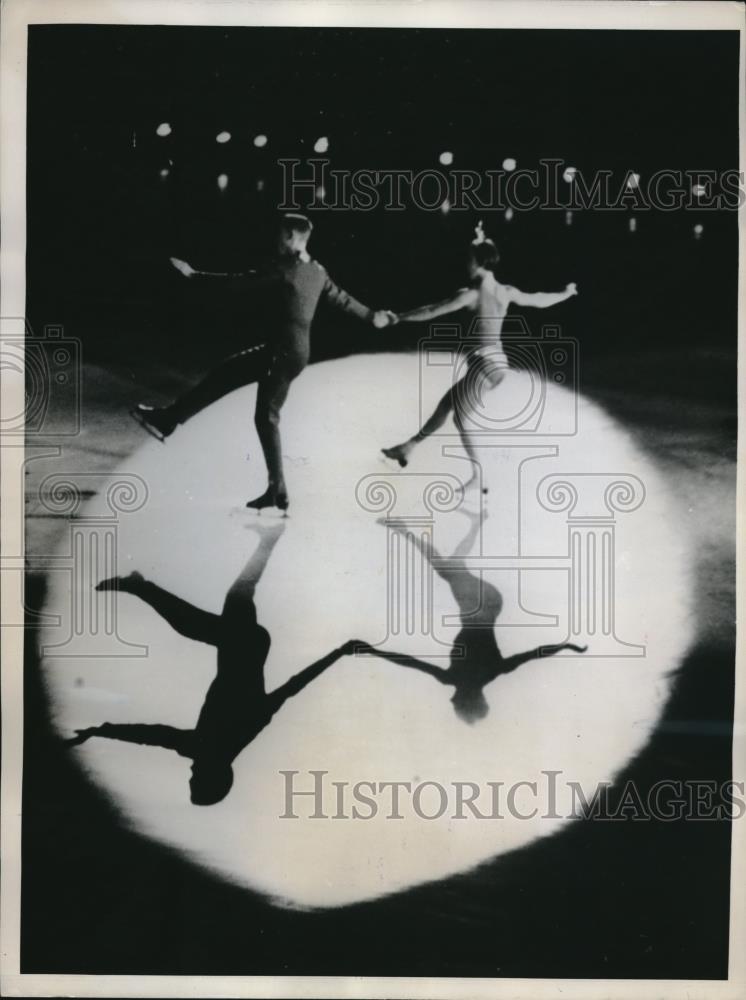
[66,521,356,805]
[358,511,587,723]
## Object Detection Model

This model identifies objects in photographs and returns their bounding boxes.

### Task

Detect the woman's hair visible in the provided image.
[279,212,313,237]
[469,237,500,273]
[451,687,490,724]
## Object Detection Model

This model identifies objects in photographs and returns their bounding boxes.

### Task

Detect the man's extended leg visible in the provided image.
[221,522,286,615]
[96,573,221,645]
[246,364,297,511]
[132,344,271,441]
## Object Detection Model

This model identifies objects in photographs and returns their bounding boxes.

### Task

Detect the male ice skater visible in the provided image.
[133,213,393,512]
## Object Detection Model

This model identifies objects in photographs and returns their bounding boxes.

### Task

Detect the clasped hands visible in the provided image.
[372,309,400,329]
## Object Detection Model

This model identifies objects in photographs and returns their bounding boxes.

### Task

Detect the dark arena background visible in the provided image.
[23,25,738,977]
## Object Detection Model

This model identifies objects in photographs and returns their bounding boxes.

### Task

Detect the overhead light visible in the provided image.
[217,173,229,190]
[563,166,577,183]
[439,151,454,166]
[216,131,231,144]
[502,158,517,172]
[314,136,329,153]
[253,134,268,148]
[156,123,172,137]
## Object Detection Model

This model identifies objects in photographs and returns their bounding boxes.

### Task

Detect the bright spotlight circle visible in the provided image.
[253,134,268,148]
[216,131,231,144]
[155,123,172,138]
[314,136,329,154]
[439,151,454,166]
[45,353,694,909]
[502,157,517,172]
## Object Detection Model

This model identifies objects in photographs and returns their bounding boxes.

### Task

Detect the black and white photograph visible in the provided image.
[1,1,744,997]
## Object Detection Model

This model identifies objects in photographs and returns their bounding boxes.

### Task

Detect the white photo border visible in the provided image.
[1,1,744,997]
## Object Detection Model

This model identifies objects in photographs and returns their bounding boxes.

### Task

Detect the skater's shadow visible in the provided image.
[363,511,586,723]
[67,521,356,805]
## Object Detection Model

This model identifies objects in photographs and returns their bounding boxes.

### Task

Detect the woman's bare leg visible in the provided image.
[382,381,462,467]
[453,369,506,491]
[385,518,490,620]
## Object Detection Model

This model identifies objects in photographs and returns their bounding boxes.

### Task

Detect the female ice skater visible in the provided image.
[132,213,393,513]
[355,513,586,723]
[66,522,358,805]
[382,224,578,492]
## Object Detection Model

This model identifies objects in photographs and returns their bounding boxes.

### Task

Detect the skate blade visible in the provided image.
[244,500,289,517]
[130,408,167,443]
[379,449,407,469]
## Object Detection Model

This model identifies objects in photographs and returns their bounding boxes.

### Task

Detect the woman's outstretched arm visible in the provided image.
[504,283,578,309]
[355,642,451,684]
[499,642,587,676]
[397,287,478,323]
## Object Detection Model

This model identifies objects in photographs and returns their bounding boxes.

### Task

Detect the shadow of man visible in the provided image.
[67,520,356,804]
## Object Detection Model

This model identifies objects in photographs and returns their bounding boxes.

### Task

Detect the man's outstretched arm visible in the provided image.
[505,282,578,309]
[170,257,258,286]
[269,641,358,710]
[322,277,370,320]
[321,270,394,328]
[64,722,194,757]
